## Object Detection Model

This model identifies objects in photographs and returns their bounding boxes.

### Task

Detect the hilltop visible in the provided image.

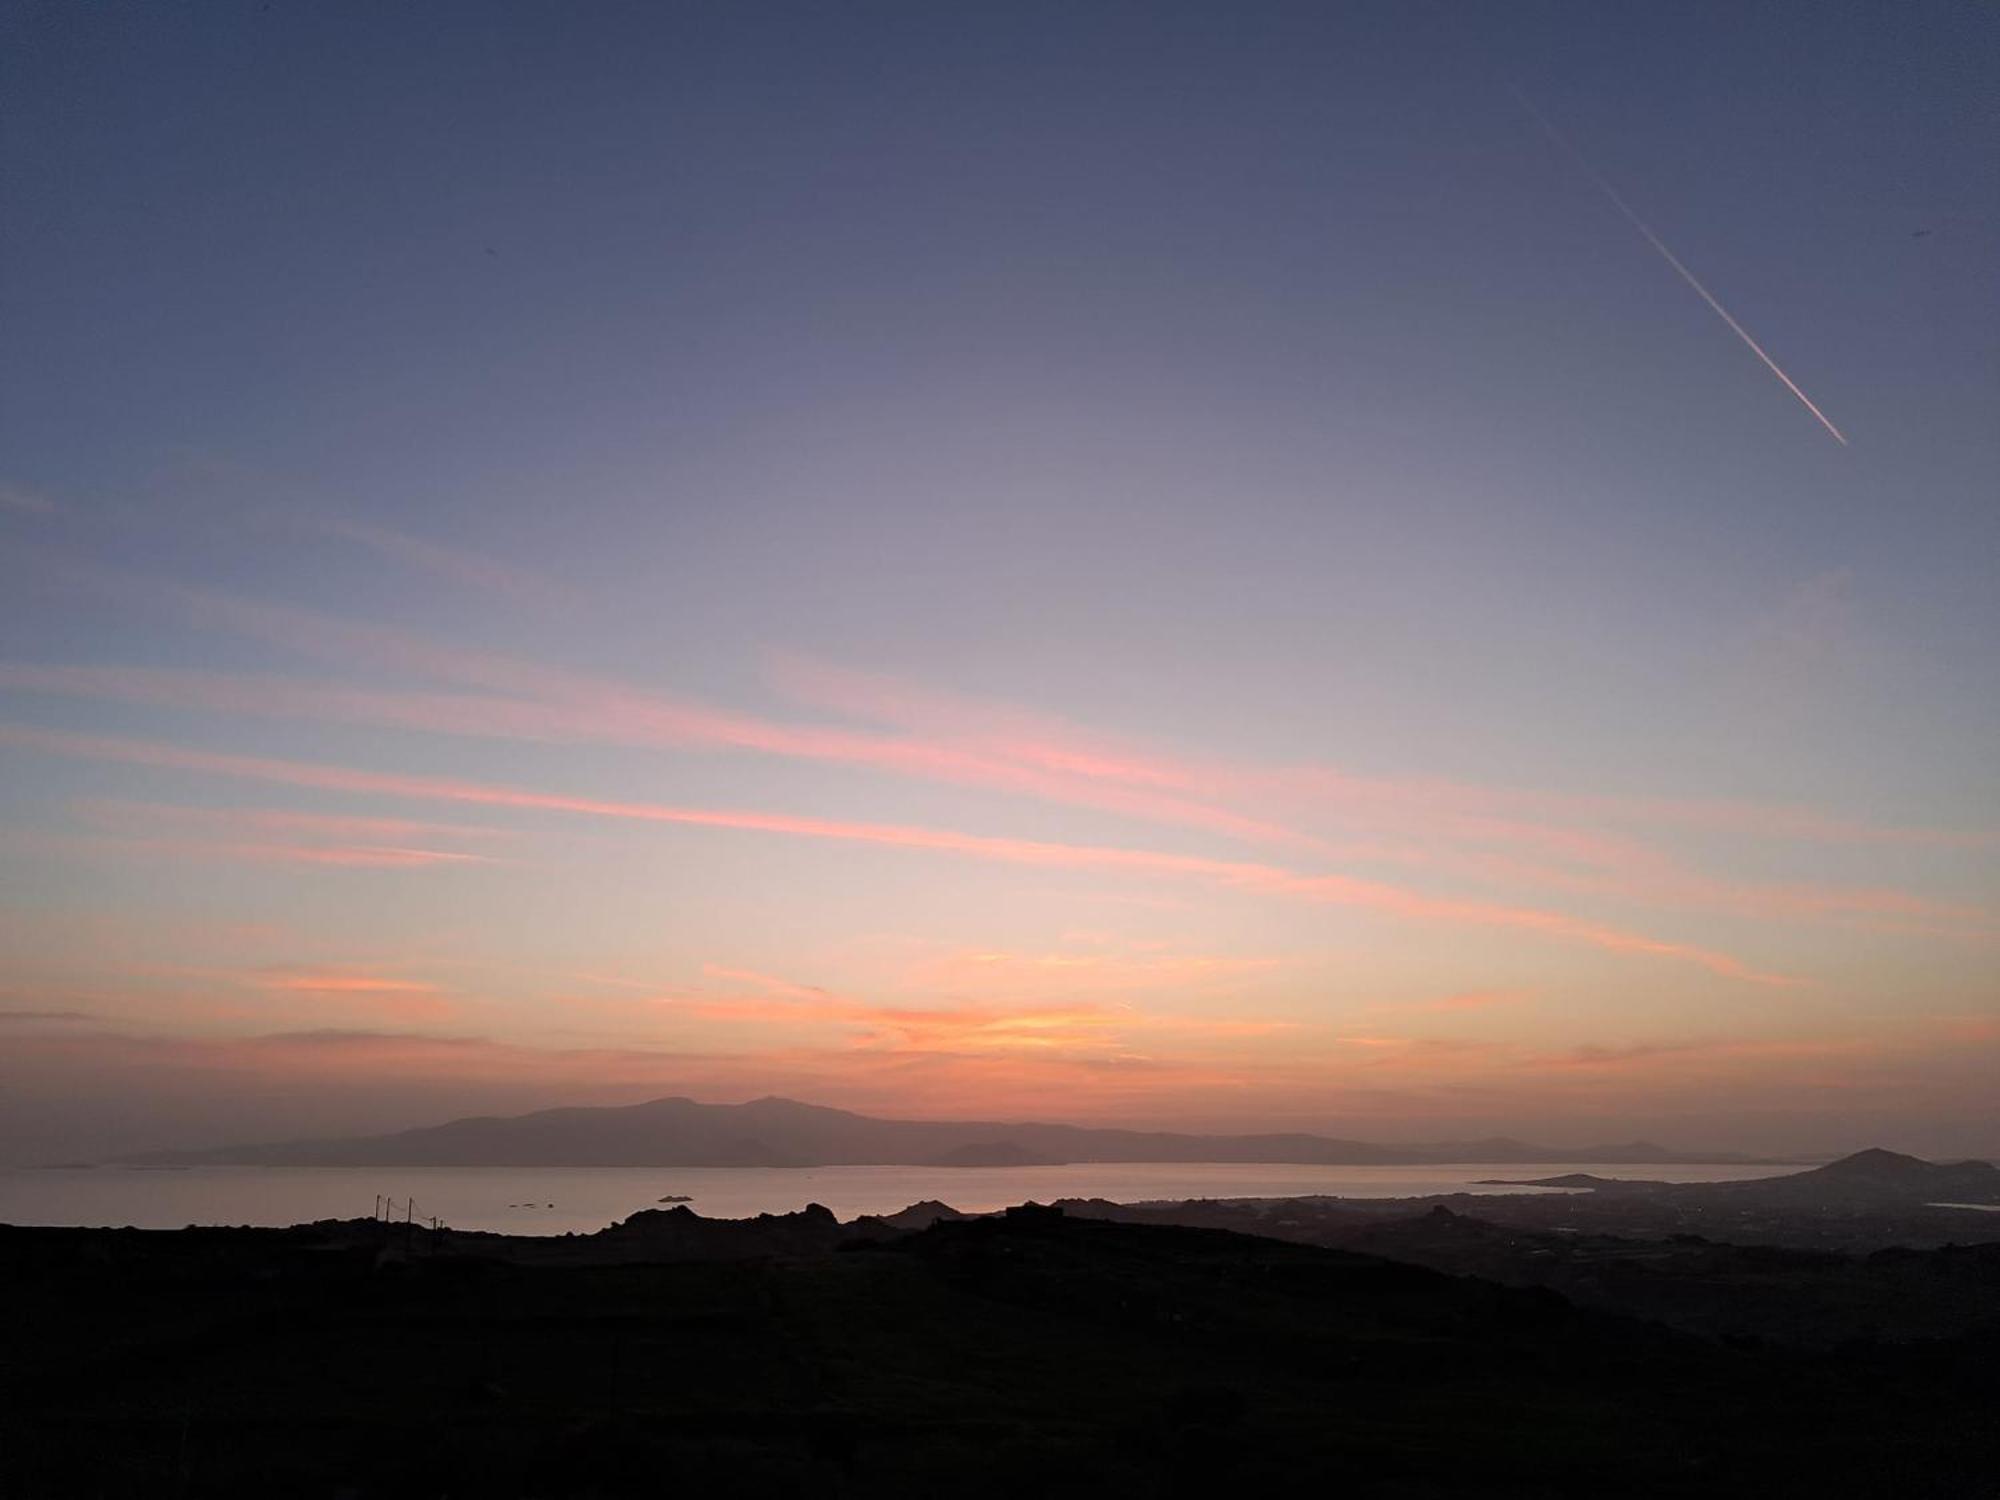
[3,1202,1996,1497]
[1471,1148,2000,1212]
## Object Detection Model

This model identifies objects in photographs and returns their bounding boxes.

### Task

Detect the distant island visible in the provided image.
[1472,1147,2000,1206]
[116,1093,1788,1170]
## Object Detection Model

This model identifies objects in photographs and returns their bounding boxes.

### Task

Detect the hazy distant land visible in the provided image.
[117,1094,1788,1169]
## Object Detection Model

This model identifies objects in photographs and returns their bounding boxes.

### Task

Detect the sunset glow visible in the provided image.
[1,1,1993,1167]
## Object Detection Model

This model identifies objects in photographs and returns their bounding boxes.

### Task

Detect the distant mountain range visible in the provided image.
[118,1095,1786,1168]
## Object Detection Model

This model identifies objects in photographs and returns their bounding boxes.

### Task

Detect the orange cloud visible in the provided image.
[654,960,1299,1060]
[249,968,454,1020]
[254,973,442,996]
[557,962,1293,1055]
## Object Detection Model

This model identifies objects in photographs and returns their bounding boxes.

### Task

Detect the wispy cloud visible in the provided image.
[1369,988,1529,1016]
[74,799,507,846]
[56,798,505,869]
[253,972,442,996]
[21,558,1996,893]
[0,1009,95,1023]
[248,967,455,1020]
[22,830,494,870]
[0,482,59,516]
[767,653,1994,928]
[767,649,1982,849]
[900,944,1286,999]
[1734,567,1872,715]
[5,621,1984,933]
[163,453,565,606]
[0,722,1798,983]
[13,798,502,872]
[294,511,569,607]
[1547,1036,1877,1070]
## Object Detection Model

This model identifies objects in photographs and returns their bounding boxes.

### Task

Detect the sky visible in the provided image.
[2,0,1995,1163]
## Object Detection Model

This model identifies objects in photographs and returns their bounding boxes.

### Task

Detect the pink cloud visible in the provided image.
[9,587,1987,933]
[770,650,1994,850]
[29,571,1994,866]
[0,648,1322,882]
[766,652,1995,928]
[0,653,1314,853]
[765,650,1200,791]
[0,723,1800,983]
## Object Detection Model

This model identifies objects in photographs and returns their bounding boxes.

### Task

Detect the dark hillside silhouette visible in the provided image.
[2,1204,1995,1497]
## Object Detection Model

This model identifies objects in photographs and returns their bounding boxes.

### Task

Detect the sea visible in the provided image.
[0,1161,1795,1235]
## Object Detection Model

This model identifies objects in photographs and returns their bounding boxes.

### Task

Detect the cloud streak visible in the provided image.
[4,635,1984,935]
[0,722,1796,982]
[49,798,505,869]
[29,833,493,870]
[295,512,567,606]
[1506,83,1847,445]
[0,482,60,516]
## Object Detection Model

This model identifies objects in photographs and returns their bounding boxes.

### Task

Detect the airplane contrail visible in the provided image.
[1508,83,1848,446]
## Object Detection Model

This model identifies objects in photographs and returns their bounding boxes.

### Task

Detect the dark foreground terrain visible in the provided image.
[4,1203,1997,1499]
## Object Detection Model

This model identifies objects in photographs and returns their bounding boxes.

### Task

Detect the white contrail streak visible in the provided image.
[1509,84,1848,446]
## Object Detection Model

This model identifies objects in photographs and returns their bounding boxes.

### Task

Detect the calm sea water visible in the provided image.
[0,1162,1793,1235]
